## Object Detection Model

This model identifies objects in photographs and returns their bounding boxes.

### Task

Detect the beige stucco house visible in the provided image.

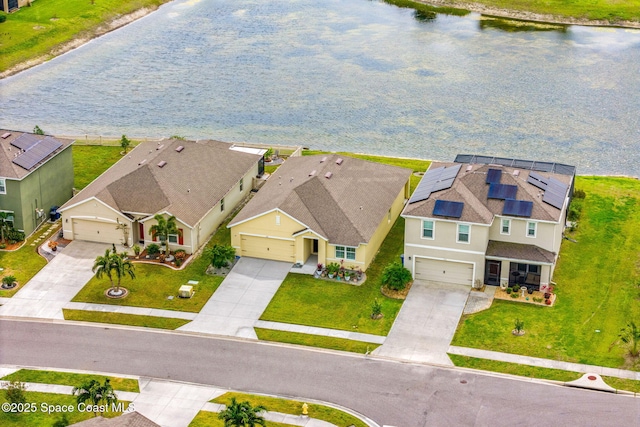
[402,154,575,291]
[59,139,264,254]
[228,154,412,270]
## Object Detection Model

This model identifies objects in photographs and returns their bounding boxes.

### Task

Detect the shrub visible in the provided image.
[506,287,512,294]
[514,318,524,333]
[381,262,412,291]
[2,275,16,286]
[6,229,25,242]
[0,15,6,24]
[4,380,27,407]
[527,287,534,294]
[545,299,551,305]
[533,297,543,303]
[573,188,586,199]
[568,199,583,221]
[371,299,382,318]
[326,262,340,276]
[510,292,519,298]
[0,244,5,249]
[206,244,236,269]
[146,243,160,255]
[512,285,520,292]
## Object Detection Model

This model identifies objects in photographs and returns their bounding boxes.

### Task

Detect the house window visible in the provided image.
[168,234,178,244]
[457,224,470,243]
[527,221,536,237]
[0,178,5,194]
[240,178,244,192]
[221,198,225,212]
[335,246,356,260]
[501,219,510,235]
[422,220,434,239]
[275,215,281,226]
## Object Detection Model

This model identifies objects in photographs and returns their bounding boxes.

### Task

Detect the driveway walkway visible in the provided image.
[372,281,469,366]
[178,257,292,338]
[0,241,107,319]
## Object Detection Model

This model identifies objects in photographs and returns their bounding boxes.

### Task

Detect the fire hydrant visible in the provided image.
[302,403,308,416]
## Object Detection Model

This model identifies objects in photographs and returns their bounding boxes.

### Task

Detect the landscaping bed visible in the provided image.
[452,176,640,370]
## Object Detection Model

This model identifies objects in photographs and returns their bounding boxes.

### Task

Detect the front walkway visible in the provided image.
[372,281,470,366]
[0,241,107,319]
[177,257,292,338]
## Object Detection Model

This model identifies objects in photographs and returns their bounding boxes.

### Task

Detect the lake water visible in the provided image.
[1,0,639,175]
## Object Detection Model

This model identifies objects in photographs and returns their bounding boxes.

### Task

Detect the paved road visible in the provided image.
[1,320,637,427]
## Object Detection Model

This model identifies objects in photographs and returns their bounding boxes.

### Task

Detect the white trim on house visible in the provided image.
[485,255,553,265]
[402,213,493,226]
[421,219,435,240]
[237,232,295,242]
[292,228,328,241]
[405,243,485,255]
[411,255,476,284]
[58,196,124,219]
[526,221,537,238]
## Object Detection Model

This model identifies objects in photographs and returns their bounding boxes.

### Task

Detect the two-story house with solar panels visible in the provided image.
[401,154,575,292]
[0,130,74,237]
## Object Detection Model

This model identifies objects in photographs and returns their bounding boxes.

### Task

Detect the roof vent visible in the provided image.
[1,132,11,139]
[138,159,147,166]
[325,172,333,179]
[465,165,473,172]
[157,160,167,168]
[156,144,164,151]
[513,170,520,176]
[336,158,343,165]
[175,145,184,152]
[309,170,317,176]
[320,156,328,163]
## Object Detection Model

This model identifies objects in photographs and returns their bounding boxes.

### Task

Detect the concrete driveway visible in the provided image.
[0,241,108,319]
[373,281,469,365]
[178,257,291,338]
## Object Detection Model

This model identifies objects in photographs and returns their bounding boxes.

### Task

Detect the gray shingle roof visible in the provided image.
[0,129,73,179]
[486,240,556,264]
[60,139,262,227]
[403,162,573,224]
[229,155,412,246]
[71,411,160,427]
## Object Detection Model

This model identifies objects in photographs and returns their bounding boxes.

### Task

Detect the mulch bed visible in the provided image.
[494,287,557,306]
[128,249,191,269]
[380,281,413,300]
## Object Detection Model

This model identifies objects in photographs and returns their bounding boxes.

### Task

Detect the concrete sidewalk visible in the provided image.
[178,257,292,338]
[0,366,369,427]
[449,346,640,381]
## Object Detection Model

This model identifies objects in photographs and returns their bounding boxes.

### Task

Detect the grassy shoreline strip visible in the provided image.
[1,369,139,393]
[63,309,190,330]
[449,354,640,393]
[255,328,380,354]
[211,392,368,427]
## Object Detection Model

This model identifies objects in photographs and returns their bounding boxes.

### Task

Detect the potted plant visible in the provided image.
[344,270,351,281]
[315,263,323,277]
[132,244,141,259]
[48,240,58,251]
[326,262,340,279]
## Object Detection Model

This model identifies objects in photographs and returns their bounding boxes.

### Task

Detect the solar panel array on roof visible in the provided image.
[454,154,576,176]
[10,133,41,151]
[527,171,548,190]
[408,164,461,204]
[488,183,517,200]
[12,137,62,171]
[543,177,568,209]
[486,168,502,184]
[503,199,533,217]
[433,200,464,218]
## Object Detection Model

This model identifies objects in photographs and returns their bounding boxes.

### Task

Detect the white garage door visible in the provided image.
[240,235,295,263]
[415,258,473,286]
[72,219,122,245]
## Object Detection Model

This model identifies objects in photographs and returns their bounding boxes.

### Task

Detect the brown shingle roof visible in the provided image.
[0,129,73,179]
[71,411,160,427]
[229,155,412,246]
[60,139,262,226]
[403,162,573,224]
[486,240,556,264]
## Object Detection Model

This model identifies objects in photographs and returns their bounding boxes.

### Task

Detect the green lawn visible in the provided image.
[189,412,294,427]
[0,223,60,298]
[389,0,640,22]
[73,145,125,190]
[0,0,171,73]
[211,392,368,427]
[63,309,191,330]
[254,328,380,354]
[71,217,231,312]
[1,369,139,392]
[0,392,127,426]
[452,176,640,369]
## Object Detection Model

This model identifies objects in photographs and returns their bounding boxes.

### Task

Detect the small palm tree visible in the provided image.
[218,397,267,427]
[72,378,117,416]
[620,321,640,358]
[149,214,180,255]
[111,252,135,293]
[92,249,115,289]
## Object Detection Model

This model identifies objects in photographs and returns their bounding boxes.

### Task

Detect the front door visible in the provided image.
[312,239,318,254]
[484,260,501,286]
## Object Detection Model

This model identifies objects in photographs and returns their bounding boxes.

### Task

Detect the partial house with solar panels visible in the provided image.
[0,129,74,237]
[401,154,575,292]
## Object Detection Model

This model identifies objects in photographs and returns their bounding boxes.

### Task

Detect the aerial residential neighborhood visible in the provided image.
[1,1,640,426]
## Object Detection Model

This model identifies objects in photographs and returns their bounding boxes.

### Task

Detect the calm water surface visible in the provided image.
[1,0,639,175]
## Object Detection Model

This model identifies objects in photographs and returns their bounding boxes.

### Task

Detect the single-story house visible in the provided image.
[228,154,412,270]
[0,129,74,237]
[59,139,264,254]
[402,154,575,290]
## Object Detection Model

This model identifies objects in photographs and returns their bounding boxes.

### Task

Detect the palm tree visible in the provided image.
[620,321,640,358]
[92,249,115,289]
[218,397,267,427]
[72,378,117,416]
[111,252,135,293]
[149,214,180,254]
